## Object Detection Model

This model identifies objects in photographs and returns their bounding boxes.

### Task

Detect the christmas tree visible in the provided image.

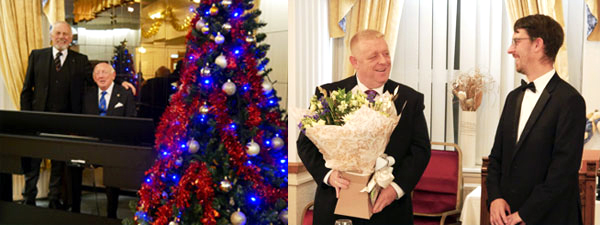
[112,39,141,91]
[133,1,288,225]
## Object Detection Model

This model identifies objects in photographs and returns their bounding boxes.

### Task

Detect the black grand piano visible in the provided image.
[0,109,156,223]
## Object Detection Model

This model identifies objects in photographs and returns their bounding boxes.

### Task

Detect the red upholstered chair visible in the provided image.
[413,142,463,225]
[301,201,314,225]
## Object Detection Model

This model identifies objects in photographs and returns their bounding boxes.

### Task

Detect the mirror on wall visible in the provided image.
[64,0,197,123]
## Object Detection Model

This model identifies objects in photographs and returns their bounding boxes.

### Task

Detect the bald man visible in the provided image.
[80,62,135,217]
[298,30,430,224]
[83,62,136,117]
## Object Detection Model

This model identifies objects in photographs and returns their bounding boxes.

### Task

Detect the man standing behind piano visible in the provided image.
[19,21,134,209]
[19,21,93,209]
[81,62,135,218]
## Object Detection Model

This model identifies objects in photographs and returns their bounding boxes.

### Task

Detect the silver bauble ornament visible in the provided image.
[201,63,211,77]
[187,139,199,154]
[215,32,225,44]
[246,140,260,156]
[230,210,246,225]
[215,54,227,68]
[222,79,236,96]
[195,19,205,32]
[262,80,273,93]
[271,136,284,150]
[279,209,288,224]
[222,22,232,32]
[168,221,179,225]
[219,178,232,192]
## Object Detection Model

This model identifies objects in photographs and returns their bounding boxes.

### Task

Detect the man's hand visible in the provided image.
[506,211,524,225]
[490,198,511,225]
[328,170,349,198]
[121,81,136,95]
[372,185,397,213]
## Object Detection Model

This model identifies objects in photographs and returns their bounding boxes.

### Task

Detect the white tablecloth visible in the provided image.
[460,186,481,225]
[460,186,600,225]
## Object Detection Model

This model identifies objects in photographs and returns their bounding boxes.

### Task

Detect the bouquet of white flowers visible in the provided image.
[298,87,405,219]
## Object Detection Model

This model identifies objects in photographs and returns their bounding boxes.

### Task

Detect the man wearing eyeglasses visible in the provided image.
[486,14,585,225]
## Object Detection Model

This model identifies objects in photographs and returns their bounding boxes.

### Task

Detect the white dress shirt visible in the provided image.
[98,82,115,108]
[52,47,67,67]
[517,69,555,141]
[323,76,405,200]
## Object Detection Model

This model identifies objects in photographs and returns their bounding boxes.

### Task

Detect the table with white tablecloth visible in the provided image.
[460,186,600,225]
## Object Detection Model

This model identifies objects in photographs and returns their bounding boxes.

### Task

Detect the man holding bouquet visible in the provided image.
[297,30,431,224]
[487,14,586,225]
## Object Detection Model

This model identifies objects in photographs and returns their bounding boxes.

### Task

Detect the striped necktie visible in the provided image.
[99,91,107,116]
[54,52,62,71]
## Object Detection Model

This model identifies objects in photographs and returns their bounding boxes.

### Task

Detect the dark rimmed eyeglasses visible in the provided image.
[511,37,531,45]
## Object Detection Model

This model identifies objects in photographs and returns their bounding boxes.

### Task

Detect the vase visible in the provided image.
[459,110,477,168]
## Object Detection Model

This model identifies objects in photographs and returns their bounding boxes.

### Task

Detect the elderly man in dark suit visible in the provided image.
[297,30,431,225]
[80,62,135,218]
[83,62,136,117]
[486,14,586,225]
[20,21,135,210]
[19,21,92,209]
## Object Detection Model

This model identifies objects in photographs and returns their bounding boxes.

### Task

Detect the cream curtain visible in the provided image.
[73,0,138,23]
[587,0,600,41]
[328,0,404,77]
[505,0,569,81]
[43,0,65,25]
[0,1,43,110]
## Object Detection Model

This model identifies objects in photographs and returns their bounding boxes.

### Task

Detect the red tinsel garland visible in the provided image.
[136,1,287,223]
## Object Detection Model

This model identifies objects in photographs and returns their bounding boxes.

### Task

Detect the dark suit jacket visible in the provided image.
[138,77,176,123]
[486,74,586,224]
[20,47,92,113]
[82,84,136,117]
[297,75,431,225]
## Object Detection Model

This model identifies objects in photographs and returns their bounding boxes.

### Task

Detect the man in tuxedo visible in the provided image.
[20,21,135,209]
[487,14,586,225]
[80,62,135,218]
[297,30,431,224]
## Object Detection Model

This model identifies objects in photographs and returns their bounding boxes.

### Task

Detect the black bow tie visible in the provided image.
[520,79,536,93]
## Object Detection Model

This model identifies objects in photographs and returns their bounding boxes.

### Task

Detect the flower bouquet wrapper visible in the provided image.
[334,171,374,219]
[304,104,401,219]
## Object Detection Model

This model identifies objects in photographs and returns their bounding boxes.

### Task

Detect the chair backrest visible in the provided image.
[301,201,314,225]
[413,142,463,214]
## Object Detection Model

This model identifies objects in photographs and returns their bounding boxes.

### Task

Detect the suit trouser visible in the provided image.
[106,186,120,218]
[21,157,65,202]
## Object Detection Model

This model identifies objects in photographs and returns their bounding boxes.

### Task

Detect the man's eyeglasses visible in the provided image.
[511,37,531,45]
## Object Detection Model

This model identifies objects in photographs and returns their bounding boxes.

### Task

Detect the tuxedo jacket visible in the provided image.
[297,75,431,225]
[486,74,586,224]
[82,84,136,117]
[20,47,92,113]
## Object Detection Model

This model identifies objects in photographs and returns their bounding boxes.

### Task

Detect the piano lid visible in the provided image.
[0,110,154,146]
